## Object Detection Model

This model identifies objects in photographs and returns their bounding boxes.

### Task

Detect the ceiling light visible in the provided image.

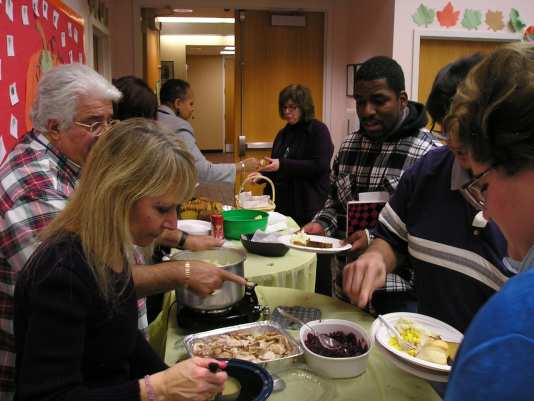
[224,46,235,50]
[156,17,235,24]
[220,50,235,55]
[173,9,193,13]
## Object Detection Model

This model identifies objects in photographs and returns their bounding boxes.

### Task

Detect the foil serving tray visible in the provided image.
[183,320,304,364]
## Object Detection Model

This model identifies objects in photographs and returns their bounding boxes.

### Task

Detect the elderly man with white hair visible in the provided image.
[0,64,244,400]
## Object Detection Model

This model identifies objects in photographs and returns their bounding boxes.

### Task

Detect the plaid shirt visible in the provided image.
[0,132,148,399]
[0,131,80,400]
[312,109,437,301]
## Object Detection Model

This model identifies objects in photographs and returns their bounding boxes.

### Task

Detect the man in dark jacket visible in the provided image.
[303,56,436,308]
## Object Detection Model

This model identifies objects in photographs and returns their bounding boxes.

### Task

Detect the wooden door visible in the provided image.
[234,10,324,162]
[224,56,235,150]
[418,39,514,132]
[187,55,224,151]
[144,27,160,91]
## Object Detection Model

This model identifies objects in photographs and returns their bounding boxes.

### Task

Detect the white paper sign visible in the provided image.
[68,50,73,64]
[61,31,66,47]
[52,10,59,29]
[6,0,13,22]
[42,0,48,19]
[0,138,6,165]
[67,22,72,37]
[10,115,18,139]
[6,35,14,57]
[9,82,19,106]
[73,28,78,43]
[21,5,29,25]
[32,0,39,17]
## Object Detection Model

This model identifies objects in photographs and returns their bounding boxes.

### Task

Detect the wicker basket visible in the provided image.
[235,174,276,212]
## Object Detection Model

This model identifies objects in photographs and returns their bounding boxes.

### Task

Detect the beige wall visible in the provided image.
[160,37,187,79]
[187,55,225,150]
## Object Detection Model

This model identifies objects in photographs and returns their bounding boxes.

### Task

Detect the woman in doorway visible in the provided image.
[257,84,334,226]
[15,119,227,401]
[157,79,259,184]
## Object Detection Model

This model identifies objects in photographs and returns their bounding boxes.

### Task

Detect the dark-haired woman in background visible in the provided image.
[112,76,158,120]
[257,84,333,227]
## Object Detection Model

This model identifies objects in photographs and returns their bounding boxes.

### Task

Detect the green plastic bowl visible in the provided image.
[222,209,269,240]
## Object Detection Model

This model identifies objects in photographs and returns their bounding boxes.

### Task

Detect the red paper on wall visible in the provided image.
[0,0,85,163]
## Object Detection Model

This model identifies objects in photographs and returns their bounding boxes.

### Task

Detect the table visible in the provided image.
[163,286,442,401]
[148,220,316,356]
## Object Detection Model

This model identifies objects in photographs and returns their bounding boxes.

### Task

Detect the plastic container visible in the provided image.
[222,209,269,240]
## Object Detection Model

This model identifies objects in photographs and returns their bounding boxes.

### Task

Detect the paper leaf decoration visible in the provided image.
[524,26,534,43]
[437,2,460,28]
[509,8,526,32]
[461,9,482,30]
[412,4,435,27]
[486,10,504,32]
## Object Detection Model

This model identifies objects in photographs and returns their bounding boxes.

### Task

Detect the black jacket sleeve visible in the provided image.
[15,264,141,401]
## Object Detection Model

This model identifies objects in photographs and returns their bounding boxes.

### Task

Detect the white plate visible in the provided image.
[278,234,351,254]
[177,220,211,235]
[373,312,463,373]
[373,339,450,382]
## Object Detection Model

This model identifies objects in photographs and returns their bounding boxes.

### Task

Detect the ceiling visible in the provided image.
[186,45,233,56]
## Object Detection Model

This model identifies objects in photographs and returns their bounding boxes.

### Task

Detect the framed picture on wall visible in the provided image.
[161,61,174,82]
[346,63,361,97]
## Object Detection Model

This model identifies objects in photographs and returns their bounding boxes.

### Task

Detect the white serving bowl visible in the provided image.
[299,319,372,379]
[177,219,212,236]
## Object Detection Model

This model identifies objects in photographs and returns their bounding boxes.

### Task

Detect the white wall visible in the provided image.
[393,0,534,99]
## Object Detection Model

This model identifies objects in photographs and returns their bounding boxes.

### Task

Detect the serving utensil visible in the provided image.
[276,308,342,350]
[378,315,417,351]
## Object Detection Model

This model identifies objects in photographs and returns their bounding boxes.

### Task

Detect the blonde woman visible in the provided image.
[14,119,226,401]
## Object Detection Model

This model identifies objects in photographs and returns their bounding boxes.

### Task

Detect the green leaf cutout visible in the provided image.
[509,8,526,32]
[412,4,435,27]
[461,9,483,30]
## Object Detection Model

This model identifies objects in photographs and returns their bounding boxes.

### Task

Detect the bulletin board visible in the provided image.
[0,0,85,163]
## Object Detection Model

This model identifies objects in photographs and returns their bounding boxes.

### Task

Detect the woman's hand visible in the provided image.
[148,357,227,401]
[185,234,223,251]
[258,157,280,172]
[187,261,247,297]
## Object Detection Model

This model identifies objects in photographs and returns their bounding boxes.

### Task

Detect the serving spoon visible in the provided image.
[276,308,342,350]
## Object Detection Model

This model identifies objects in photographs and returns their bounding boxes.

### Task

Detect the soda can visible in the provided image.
[211,214,224,240]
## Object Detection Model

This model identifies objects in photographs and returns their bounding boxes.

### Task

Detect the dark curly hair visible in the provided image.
[354,56,405,96]
[160,79,190,105]
[426,53,484,125]
[278,84,315,123]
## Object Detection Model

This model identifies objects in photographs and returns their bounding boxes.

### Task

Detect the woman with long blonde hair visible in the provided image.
[14,118,227,401]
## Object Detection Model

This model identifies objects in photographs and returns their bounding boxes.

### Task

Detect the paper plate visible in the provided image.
[177,219,211,235]
[278,234,351,254]
[373,312,463,373]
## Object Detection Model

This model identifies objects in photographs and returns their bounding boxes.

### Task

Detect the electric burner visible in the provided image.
[177,286,262,332]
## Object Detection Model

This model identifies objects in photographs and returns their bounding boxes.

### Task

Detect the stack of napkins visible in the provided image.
[238,191,271,209]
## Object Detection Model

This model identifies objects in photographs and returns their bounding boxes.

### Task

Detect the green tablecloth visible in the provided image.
[148,221,316,356]
[163,286,441,401]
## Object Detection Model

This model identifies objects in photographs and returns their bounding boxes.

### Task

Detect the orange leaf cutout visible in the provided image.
[485,10,504,32]
[437,2,460,28]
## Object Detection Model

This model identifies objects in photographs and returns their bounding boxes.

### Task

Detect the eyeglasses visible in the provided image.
[462,166,493,210]
[74,119,118,136]
[283,104,298,112]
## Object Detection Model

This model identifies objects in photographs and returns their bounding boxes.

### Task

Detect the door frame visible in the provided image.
[411,29,522,101]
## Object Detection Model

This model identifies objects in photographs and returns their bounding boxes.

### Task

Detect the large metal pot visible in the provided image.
[172,249,246,311]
